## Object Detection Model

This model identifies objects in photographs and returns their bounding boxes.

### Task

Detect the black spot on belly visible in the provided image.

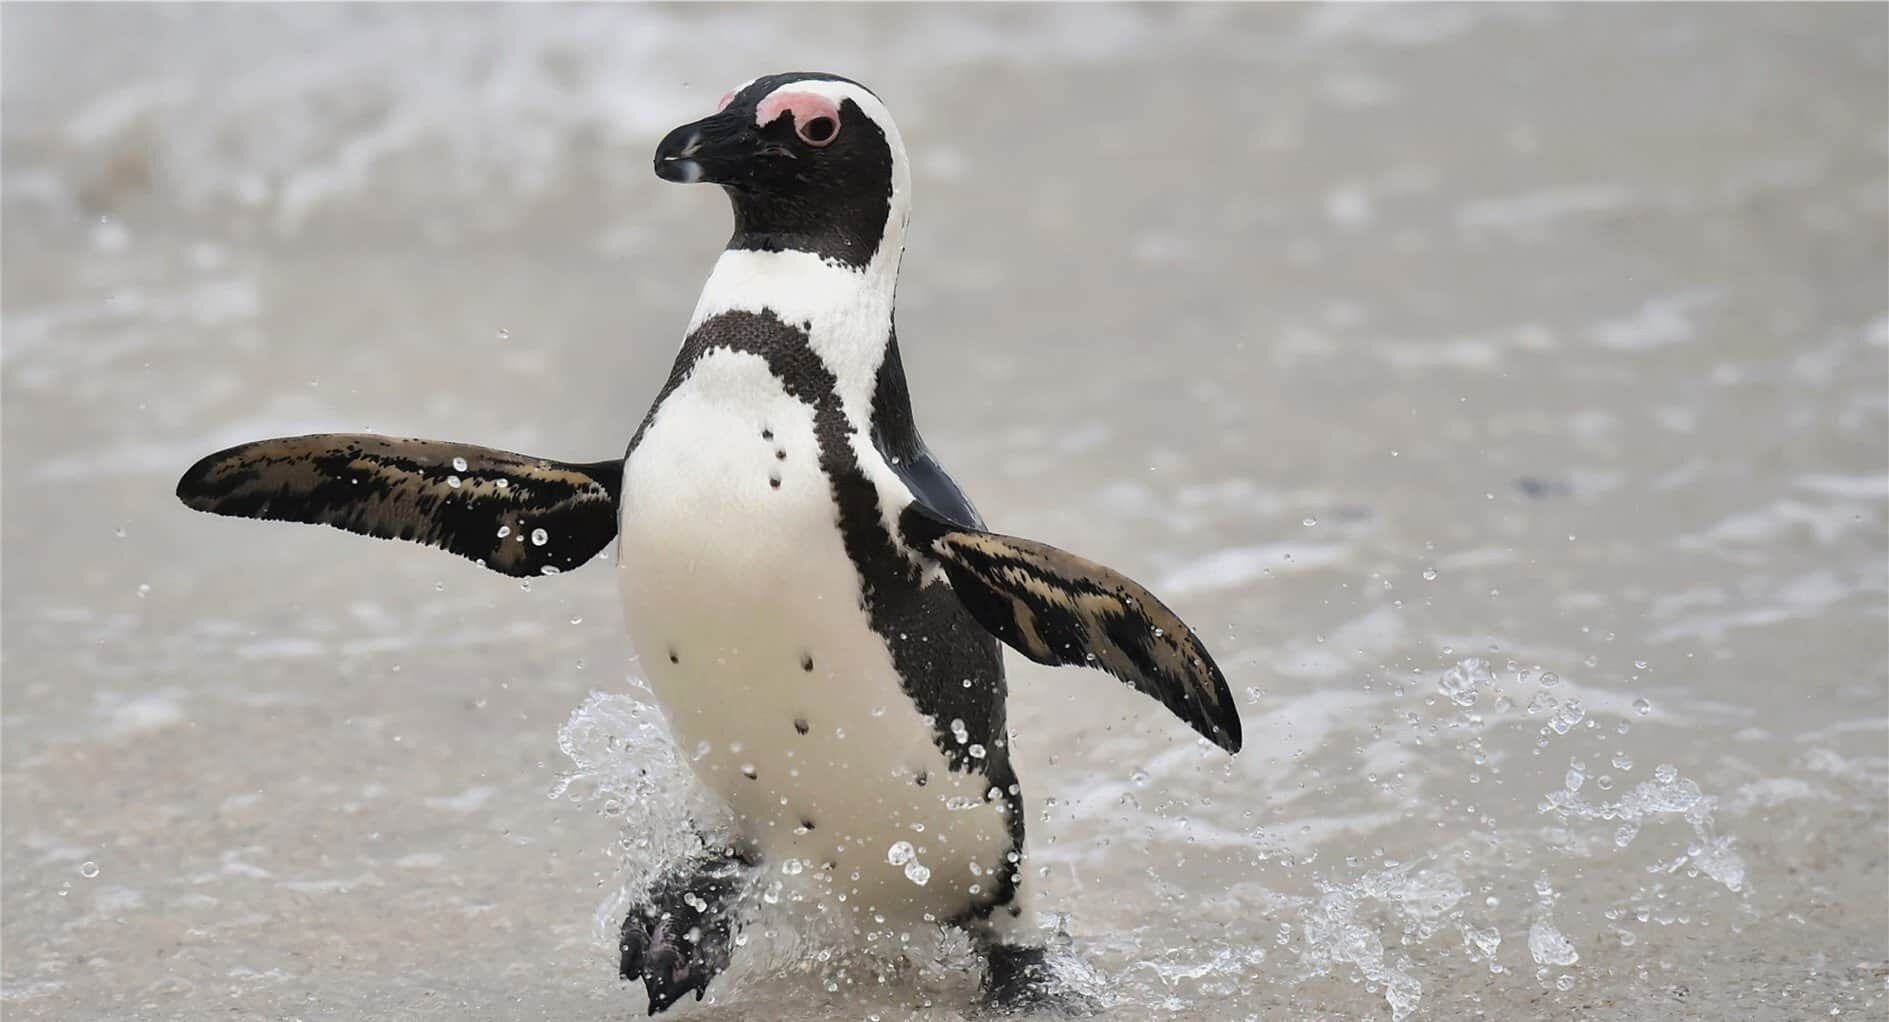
[761,428,773,441]
[775,448,787,460]
[794,717,810,735]
[800,817,816,831]
[667,646,679,665]
[800,653,814,672]
[769,473,782,489]
[741,765,758,780]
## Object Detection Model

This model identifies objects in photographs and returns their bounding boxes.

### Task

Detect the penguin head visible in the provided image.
[655,73,909,267]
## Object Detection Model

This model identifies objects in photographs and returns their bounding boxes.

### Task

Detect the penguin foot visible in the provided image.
[620,911,718,1015]
[981,943,1100,1017]
[618,850,752,1015]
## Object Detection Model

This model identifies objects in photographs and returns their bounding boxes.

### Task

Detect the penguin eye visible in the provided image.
[716,90,736,113]
[757,91,844,148]
[797,115,839,147]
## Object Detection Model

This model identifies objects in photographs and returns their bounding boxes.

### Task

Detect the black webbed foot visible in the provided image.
[981,943,1100,1017]
[618,849,752,1015]
[635,915,714,1013]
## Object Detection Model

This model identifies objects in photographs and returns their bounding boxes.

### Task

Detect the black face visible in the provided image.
[654,72,897,268]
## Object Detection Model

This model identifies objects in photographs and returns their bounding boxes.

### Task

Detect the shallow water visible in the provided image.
[4,4,1886,1020]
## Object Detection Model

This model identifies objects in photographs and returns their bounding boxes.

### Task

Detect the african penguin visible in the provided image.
[175,72,1243,1015]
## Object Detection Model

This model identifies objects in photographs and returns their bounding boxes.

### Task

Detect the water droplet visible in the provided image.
[1539,672,1559,688]
[1611,752,1633,771]
[903,861,931,886]
[495,478,510,490]
[530,528,549,546]
[569,615,583,625]
[1632,697,1652,716]
[446,474,462,488]
[1302,516,1317,527]
[968,743,986,759]
[1653,763,1678,784]
[886,841,915,866]
[1528,920,1580,966]
[1439,657,1493,707]
[78,861,99,879]
[451,456,469,472]
[781,858,805,876]
[1422,568,1438,581]
[496,328,510,341]
[136,583,151,598]
[433,581,446,592]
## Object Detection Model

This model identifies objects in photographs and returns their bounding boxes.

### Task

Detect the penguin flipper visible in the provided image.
[176,434,621,578]
[900,503,1242,753]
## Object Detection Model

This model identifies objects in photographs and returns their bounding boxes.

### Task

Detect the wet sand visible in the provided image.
[4,5,1886,1020]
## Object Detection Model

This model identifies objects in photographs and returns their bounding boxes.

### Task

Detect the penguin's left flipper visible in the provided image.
[176,433,620,578]
[900,504,1242,754]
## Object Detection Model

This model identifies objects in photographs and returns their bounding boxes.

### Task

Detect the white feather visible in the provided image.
[617,350,1012,930]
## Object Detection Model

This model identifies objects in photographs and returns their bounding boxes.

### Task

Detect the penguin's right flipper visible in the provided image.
[176,433,621,578]
[900,503,1242,754]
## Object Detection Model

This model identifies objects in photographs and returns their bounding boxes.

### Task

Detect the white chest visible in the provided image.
[615,348,1013,925]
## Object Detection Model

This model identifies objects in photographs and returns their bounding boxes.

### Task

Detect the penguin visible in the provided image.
[175,72,1242,1015]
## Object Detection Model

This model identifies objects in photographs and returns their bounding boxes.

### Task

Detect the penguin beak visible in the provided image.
[654,113,767,186]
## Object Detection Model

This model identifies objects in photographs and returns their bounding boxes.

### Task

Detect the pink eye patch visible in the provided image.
[755,90,842,147]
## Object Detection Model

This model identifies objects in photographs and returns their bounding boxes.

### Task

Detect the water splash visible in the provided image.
[1272,657,1755,1017]
[1294,863,1471,1020]
[553,689,1015,1004]
[550,688,706,921]
[1538,760,1747,893]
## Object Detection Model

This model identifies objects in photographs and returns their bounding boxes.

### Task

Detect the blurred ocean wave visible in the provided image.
[5,4,1319,235]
